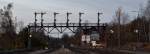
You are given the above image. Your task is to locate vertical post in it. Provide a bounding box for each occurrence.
[54,12,59,28]
[149,19,150,42]
[117,8,121,48]
[97,12,103,32]
[137,17,140,42]
[79,12,84,27]
[66,12,72,27]
[34,12,37,32]
[28,34,32,49]
[41,12,46,28]
[135,29,139,42]
[98,12,100,26]
[27,26,32,49]
[137,11,140,42]
[110,30,114,48]
[97,12,103,26]
[34,12,41,31]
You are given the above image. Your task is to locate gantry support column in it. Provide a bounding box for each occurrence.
[34,12,40,32]
[79,12,84,27]
[97,12,103,27]
[54,12,59,28]
[40,12,46,29]
[66,12,72,27]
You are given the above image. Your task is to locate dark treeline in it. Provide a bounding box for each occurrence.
[0,3,49,50]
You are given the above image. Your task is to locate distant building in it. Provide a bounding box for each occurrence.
[81,35,91,44]
[90,31,100,41]
[81,31,100,42]
[79,26,107,48]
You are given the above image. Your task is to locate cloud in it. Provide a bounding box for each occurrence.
[0,0,148,25]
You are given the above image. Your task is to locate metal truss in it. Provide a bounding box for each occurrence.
[27,12,106,34]
[28,23,107,34]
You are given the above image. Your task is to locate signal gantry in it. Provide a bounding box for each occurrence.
[28,12,106,34]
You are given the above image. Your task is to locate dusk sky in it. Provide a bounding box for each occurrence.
[0,0,148,26]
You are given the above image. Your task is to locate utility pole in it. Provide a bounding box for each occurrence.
[131,10,141,42]
[117,8,121,48]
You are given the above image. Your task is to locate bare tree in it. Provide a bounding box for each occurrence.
[0,3,17,49]
[121,13,129,25]
[1,3,15,33]
[144,0,150,20]
[110,7,130,47]
[111,7,129,25]
[144,0,150,42]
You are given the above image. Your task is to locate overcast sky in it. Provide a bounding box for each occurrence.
[0,0,148,26]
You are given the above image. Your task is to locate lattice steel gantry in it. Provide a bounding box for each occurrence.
[28,12,107,34]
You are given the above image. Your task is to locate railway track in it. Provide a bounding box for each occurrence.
[0,47,138,54]
[27,47,135,54]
